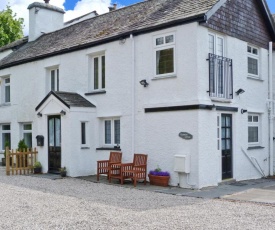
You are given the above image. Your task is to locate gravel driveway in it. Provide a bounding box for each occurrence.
[0,168,274,230]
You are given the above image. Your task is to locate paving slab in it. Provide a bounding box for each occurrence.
[222,188,275,204]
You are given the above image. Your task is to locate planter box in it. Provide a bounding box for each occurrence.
[148,174,170,187]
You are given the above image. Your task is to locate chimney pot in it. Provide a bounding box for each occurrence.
[113,4,117,10]
[44,0,50,3]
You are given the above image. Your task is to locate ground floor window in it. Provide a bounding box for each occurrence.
[104,118,120,146]
[1,124,11,151]
[248,114,260,144]
[22,123,32,148]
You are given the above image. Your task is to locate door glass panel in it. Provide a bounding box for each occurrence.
[222,128,226,138]
[55,118,61,147]
[217,37,223,57]
[226,116,231,126]
[49,118,54,147]
[222,116,226,126]
[226,140,231,150]
[226,128,231,138]
[222,140,226,150]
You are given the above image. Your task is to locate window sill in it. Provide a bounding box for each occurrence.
[247,76,264,82]
[96,147,121,151]
[152,75,176,80]
[85,90,106,96]
[0,102,11,107]
[81,147,90,149]
[210,97,232,103]
[247,146,265,150]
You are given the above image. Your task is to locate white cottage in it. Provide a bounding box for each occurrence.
[0,0,275,188]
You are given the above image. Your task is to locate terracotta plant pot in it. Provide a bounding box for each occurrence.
[60,171,67,177]
[148,174,170,187]
[34,167,42,174]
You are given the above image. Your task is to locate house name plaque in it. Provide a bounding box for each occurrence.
[179,132,193,140]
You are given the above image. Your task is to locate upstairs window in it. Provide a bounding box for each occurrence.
[155,33,175,77]
[1,77,10,103]
[247,45,259,78]
[50,69,59,91]
[93,55,105,90]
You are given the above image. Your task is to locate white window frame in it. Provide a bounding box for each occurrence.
[208,32,225,57]
[247,45,259,78]
[1,76,11,104]
[1,124,11,151]
[92,54,105,90]
[248,114,260,145]
[103,118,120,147]
[80,121,89,148]
[21,123,32,148]
[49,68,59,91]
[154,33,176,78]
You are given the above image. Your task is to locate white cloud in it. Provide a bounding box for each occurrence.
[0,0,111,36]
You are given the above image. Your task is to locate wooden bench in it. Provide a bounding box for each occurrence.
[109,153,147,187]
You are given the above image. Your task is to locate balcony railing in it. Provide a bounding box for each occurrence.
[208,53,233,99]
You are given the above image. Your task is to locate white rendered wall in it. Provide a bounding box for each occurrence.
[0,21,270,188]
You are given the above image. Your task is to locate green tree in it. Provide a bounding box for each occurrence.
[0,6,24,47]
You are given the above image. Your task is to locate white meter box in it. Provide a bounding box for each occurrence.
[174,155,190,173]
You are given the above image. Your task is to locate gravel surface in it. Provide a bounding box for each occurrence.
[0,167,275,229]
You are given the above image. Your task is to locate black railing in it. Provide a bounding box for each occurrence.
[208,53,233,99]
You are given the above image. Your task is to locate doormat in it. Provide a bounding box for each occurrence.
[229,182,247,186]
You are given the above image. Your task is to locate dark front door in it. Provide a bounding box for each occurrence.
[48,116,61,173]
[221,114,232,180]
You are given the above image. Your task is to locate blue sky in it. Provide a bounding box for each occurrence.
[64,0,275,13]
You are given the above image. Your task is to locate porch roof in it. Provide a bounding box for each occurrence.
[35,91,96,111]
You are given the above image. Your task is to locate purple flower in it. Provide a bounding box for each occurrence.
[149,170,170,176]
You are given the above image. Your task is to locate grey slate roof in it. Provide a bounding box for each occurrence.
[35,91,96,111]
[0,0,219,69]
[0,37,28,52]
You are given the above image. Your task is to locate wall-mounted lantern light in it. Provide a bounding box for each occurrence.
[235,88,245,95]
[140,79,149,87]
[37,112,42,118]
[241,109,248,114]
[60,110,66,116]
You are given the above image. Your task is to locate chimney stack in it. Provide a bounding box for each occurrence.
[108,4,117,12]
[28,1,65,41]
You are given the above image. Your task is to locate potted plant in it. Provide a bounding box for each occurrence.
[60,167,67,177]
[148,166,170,187]
[33,161,42,174]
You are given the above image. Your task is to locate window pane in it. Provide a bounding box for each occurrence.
[5,78,10,84]
[5,85,10,103]
[94,57,99,89]
[209,35,214,54]
[253,116,258,122]
[248,116,252,122]
[252,48,258,55]
[248,57,258,75]
[217,38,223,57]
[165,35,174,44]
[23,124,32,130]
[102,56,105,89]
[57,69,59,91]
[81,122,86,145]
[156,37,164,46]
[247,46,251,53]
[23,133,32,148]
[51,70,55,91]
[248,127,258,143]
[2,125,10,130]
[55,118,61,147]
[156,48,174,75]
[2,133,10,150]
[49,119,54,147]
[114,120,120,144]
[105,120,111,144]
